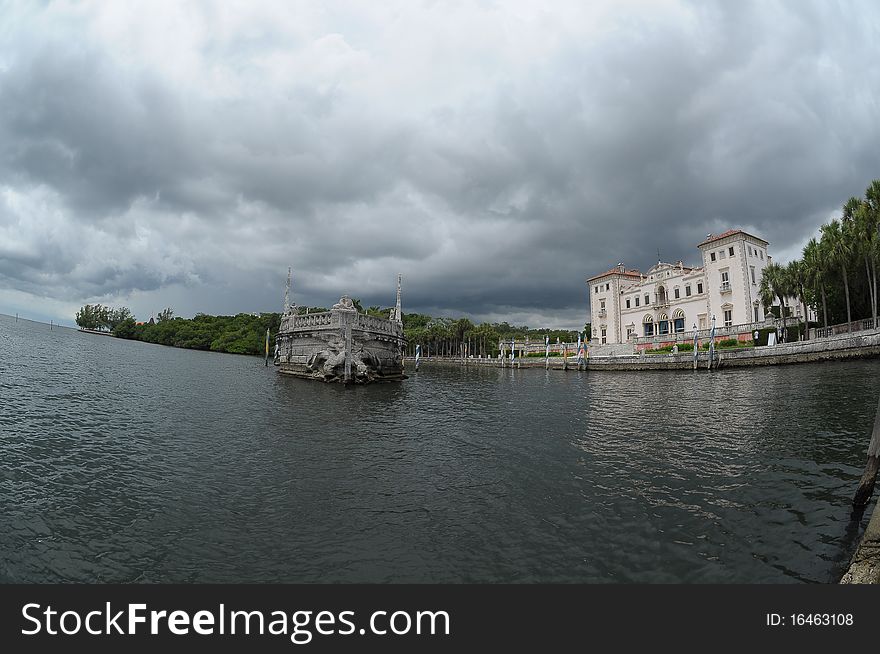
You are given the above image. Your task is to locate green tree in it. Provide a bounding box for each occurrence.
[850,182,880,324]
[820,219,853,326]
[785,260,810,340]
[802,237,829,328]
[112,317,139,339]
[759,262,791,332]
[106,307,133,330]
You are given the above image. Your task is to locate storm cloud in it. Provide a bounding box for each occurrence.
[1,1,878,327]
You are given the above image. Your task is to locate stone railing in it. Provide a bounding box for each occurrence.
[289,312,334,328]
[354,313,402,336]
[812,317,878,339]
[631,320,770,347]
[286,310,403,337]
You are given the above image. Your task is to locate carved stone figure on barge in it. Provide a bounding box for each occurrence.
[274,269,407,384]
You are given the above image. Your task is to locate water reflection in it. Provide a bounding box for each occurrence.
[0,313,877,583]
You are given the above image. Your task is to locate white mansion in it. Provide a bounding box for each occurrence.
[588,229,804,345]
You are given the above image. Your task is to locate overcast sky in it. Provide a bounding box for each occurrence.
[1,1,878,328]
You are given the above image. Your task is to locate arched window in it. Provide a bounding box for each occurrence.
[658,312,670,335]
[643,314,654,337]
[672,308,685,333]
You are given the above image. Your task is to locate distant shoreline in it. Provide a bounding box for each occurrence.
[78,327,113,336]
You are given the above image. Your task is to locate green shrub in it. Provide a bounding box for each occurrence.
[753,323,808,346]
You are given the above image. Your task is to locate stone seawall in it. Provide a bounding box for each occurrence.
[841,500,880,584]
[409,328,880,372]
[586,329,880,370]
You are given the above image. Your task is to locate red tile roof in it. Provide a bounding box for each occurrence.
[699,229,768,246]
[587,267,643,282]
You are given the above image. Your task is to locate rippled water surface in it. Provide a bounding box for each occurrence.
[1,313,878,583]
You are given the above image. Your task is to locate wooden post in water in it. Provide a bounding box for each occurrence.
[852,392,880,517]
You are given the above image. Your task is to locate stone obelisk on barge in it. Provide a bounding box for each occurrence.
[274,270,407,383]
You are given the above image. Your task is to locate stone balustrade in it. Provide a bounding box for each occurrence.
[812,317,878,339]
[289,312,334,328]
[284,309,403,338]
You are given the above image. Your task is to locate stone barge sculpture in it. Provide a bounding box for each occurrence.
[274,271,407,384]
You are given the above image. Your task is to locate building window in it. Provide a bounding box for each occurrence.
[600,299,606,310]
[720,250,726,259]
[685,285,692,297]
[626,298,631,309]
[754,305,759,322]
[697,282,703,294]
[606,283,610,291]
[674,288,680,299]
[760,250,764,260]
[644,322,654,337]
[601,327,607,345]
[710,252,716,262]
[729,246,735,256]
[723,309,732,327]
[750,266,756,284]
[644,294,649,305]
[635,296,640,307]
[674,317,685,333]
[658,320,669,335]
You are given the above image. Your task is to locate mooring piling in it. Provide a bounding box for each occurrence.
[852,392,880,518]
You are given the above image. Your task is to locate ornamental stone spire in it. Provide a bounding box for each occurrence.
[394,273,402,325]
[283,267,292,315]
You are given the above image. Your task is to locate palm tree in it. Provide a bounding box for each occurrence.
[820,219,853,327]
[853,181,880,325]
[802,237,829,328]
[785,259,810,340]
[759,262,791,333]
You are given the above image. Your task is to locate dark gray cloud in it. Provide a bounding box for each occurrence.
[0,1,878,327]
